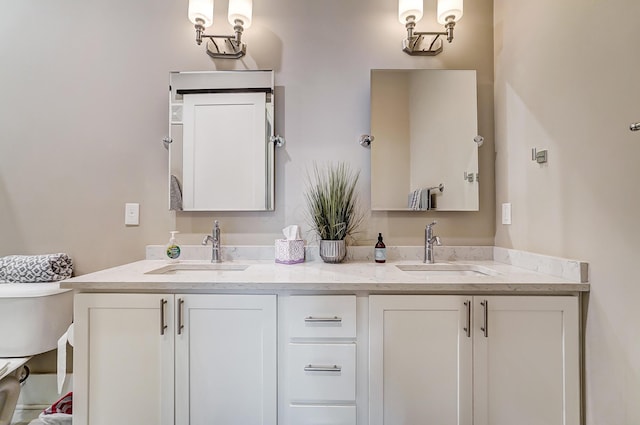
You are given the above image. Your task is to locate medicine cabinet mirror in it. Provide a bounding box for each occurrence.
[168,70,275,211]
[370,69,479,211]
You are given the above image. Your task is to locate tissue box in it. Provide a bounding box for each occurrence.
[275,239,305,264]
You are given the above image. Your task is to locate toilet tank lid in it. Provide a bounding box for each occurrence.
[0,282,72,298]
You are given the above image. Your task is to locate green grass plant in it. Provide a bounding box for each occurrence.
[305,162,364,241]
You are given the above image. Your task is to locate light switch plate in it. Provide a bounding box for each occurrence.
[501,203,512,225]
[125,203,139,226]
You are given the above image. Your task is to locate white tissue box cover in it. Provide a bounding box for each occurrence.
[275,239,305,264]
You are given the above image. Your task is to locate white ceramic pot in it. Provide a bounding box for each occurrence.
[319,240,346,263]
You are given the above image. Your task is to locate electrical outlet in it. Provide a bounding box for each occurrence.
[125,203,139,226]
[501,203,512,225]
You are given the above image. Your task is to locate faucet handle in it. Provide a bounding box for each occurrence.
[433,236,442,246]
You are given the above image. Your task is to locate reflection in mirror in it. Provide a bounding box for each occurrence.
[370,69,479,211]
[169,70,275,211]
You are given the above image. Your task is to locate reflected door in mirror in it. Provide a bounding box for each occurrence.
[183,93,266,210]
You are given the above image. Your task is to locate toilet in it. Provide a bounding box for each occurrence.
[0,374,20,425]
[0,282,73,424]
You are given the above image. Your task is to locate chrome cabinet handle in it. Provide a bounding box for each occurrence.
[177,298,184,335]
[304,364,342,372]
[304,316,342,323]
[480,300,488,338]
[160,299,168,335]
[463,300,471,338]
[631,122,640,131]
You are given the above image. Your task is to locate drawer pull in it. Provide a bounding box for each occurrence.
[304,316,342,323]
[304,364,342,372]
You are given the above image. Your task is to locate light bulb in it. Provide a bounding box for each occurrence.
[188,0,214,27]
[398,0,423,24]
[228,0,253,29]
[437,0,463,24]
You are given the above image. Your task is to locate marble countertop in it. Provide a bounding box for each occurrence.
[61,253,590,295]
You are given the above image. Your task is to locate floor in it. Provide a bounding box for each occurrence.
[11,407,41,425]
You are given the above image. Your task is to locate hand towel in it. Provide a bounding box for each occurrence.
[408,188,423,210]
[0,253,73,283]
[420,188,432,210]
[170,175,183,211]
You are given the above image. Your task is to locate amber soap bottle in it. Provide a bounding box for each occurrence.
[375,233,386,263]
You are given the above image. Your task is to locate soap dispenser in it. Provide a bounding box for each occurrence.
[375,233,386,263]
[166,231,181,263]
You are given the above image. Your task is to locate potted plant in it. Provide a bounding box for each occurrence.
[305,162,364,263]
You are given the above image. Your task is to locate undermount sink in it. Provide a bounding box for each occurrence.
[396,263,499,277]
[145,263,250,275]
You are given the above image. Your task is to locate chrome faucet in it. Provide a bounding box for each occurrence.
[202,220,221,263]
[424,221,442,264]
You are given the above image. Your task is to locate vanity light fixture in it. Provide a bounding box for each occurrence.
[188,0,252,59]
[399,0,463,56]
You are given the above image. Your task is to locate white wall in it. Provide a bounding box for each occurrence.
[494,0,640,423]
[0,0,494,276]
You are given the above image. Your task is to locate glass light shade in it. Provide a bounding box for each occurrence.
[398,0,423,24]
[188,0,214,27]
[228,0,253,28]
[437,0,463,24]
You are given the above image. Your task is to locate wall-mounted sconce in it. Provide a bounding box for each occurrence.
[188,0,252,59]
[399,0,463,56]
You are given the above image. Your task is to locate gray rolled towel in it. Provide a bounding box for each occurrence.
[0,253,74,283]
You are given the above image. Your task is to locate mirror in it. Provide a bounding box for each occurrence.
[370,69,479,211]
[168,70,275,211]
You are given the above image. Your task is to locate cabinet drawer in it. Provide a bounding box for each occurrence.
[288,343,356,403]
[289,405,356,425]
[289,296,356,339]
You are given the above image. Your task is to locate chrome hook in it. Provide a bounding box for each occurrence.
[270,135,285,148]
[359,134,374,148]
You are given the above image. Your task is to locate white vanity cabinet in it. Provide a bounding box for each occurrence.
[369,295,580,425]
[73,293,277,425]
[280,295,358,425]
[74,294,174,425]
[472,296,580,425]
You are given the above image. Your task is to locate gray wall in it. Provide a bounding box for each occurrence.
[494,0,640,423]
[0,0,494,276]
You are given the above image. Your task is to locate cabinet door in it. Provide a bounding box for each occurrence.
[473,296,580,425]
[175,294,277,425]
[74,293,174,425]
[369,295,473,425]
